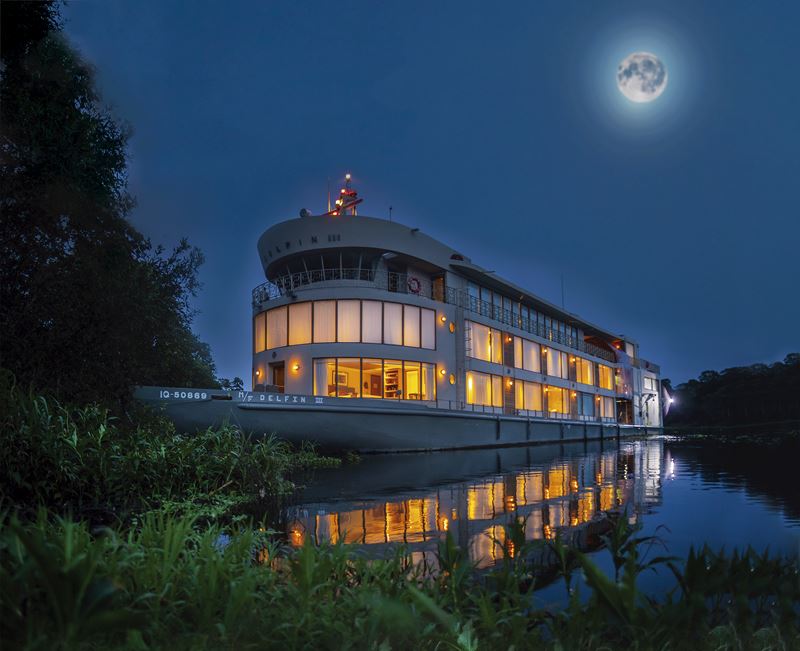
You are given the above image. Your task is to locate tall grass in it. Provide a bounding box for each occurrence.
[0,370,338,521]
[1,512,798,650]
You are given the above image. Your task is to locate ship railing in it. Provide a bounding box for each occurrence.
[252,269,433,308]
[442,287,617,363]
[631,357,661,374]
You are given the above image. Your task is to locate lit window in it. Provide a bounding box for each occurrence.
[524,382,543,411]
[313,301,336,343]
[362,359,383,398]
[576,358,594,385]
[336,358,361,398]
[421,362,436,400]
[313,358,336,397]
[337,300,361,343]
[403,361,421,399]
[361,301,382,343]
[266,306,287,349]
[254,312,265,353]
[546,386,568,414]
[383,303,403,345]
[403,305,420,347]
[421,309,435,349]
[466,370,492,406]
[491,375,502,407]
[288,302,312,345]
[523,339,541,372]
[598,365,613,390]
[383,360,403,398]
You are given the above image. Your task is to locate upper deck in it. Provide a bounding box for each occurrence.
[253,212,661,370]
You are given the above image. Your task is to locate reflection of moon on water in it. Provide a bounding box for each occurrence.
[617,52,667,103]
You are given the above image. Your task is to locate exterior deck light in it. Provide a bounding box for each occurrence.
[345,173,351,181]
[440,314,447,323]
[449,374,456,385]
[255,370,261,377]
[439,368,446,376]
[292,363,300,372]
[449,322,455,333]
[507,379,514,387]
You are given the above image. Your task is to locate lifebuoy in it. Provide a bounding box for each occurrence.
[407,276,421,294]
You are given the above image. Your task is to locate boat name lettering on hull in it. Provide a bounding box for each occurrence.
[160,390,207,400]
[237,391,321,405]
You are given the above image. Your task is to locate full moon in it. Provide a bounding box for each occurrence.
[617,52,667,103]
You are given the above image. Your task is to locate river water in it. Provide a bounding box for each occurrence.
[278,434,800,599]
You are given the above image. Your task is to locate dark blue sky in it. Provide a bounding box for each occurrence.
[64,1,799,384]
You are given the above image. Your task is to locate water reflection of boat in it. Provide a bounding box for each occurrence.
[283,438,664,570]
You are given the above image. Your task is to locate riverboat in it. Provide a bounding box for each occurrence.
[136,175,666,452]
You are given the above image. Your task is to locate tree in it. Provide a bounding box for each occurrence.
[1,1,218,406]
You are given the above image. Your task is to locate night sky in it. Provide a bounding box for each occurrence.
[63,1,799,385]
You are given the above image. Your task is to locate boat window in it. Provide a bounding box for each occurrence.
[421,309,435,350]
[313,358,336,397]
[467,321,503,365]
[546,386,568,414]
[383,360,403,399]
[361,301,382,343]
[266,306,287,349]
[337,300,361,343]
[254,312,265,353]
[403,361,421,399]
[288,302,312,345]
[524,382,543,411]
[466,371,491,406]
[580,393,595,417]
[598,364,613,390]
[576,357,594,385]
[403,305,420,347]
[313,301,336,343]
[491,376,502,407]
[421,363,436,401]
[523,339,541,372]
[362,359,383,398]
[336,358,361,398]
[383,303,403,345]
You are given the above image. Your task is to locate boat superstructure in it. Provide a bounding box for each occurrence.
[138,175,665,451]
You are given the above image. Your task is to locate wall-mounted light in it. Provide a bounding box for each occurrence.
[449,322,455,333]
[571,392,577,398]
[449,374,456,385]
[506,335,512,343]
[440,314,447,323]
[439,368,446,376]
[507,379,514,387]
[292,363,300,372]
[255,370,261,377]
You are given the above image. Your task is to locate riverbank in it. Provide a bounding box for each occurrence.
[2,379,799,650]
[3,510,798,650]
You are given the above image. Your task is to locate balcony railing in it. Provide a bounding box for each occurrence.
[252,273,618,363]
[252,269,432,308]
[443,287,617,363]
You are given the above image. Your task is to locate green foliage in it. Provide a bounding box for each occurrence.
[667,354,800,426]
[1,513,797,650]
[0,372,339,520]
[0,0,218,406]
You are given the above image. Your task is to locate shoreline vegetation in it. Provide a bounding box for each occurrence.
[2,378,799,650]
